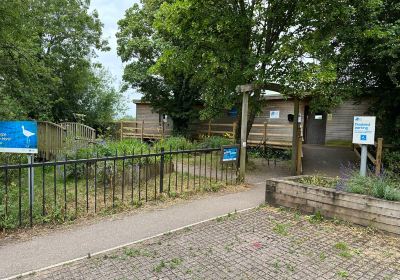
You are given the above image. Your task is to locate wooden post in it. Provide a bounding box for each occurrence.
[141,120,144,142]
[291,97,300,175]
[239,92,249,182]
[375,138,383,176]
[232,122,237,141]
[120,121,123,140]
[296,127,302,175]
[263,122,267,143]
[208,120,211,137]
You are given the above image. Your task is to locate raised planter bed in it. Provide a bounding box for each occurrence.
[265,176,400,235]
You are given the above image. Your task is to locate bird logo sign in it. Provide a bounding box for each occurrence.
[22,125,36,147]
[0,121,38,154]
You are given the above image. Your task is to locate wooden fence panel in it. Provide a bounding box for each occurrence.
[38,121,67,160]
[38,122,96,161]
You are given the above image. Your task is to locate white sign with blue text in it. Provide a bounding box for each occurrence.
[352,116,376,145]
[0,121,38,154]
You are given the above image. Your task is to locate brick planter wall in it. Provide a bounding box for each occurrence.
[265,176,400,235]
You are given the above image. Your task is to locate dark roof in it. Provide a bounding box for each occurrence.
[132,99,150,104]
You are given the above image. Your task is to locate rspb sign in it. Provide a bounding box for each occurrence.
[352,116,376,145]
[0,121,38,154]
[221,145,240,164]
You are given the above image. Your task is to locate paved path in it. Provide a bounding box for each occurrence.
[0,163,290,279]
[20,207,400,280]
[303,145,358,177]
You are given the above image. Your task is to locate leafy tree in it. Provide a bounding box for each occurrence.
[117,1,201,135]
[137,0,338,136]
[0,0,121,130]
[120,0,399,141]
[293,0,400,142]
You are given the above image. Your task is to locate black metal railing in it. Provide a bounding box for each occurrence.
[0,147,238,229]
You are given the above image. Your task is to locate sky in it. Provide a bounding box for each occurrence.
[89,0,141,117]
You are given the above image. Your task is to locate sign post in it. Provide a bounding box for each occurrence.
[239,92,249,182]
[352,116,376,176]
[0,121,38,212]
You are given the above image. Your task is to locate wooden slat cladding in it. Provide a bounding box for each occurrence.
[135,100,303,146]
[325,100,369,142]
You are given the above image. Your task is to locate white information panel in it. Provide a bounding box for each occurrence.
[352,116,376,145]
[270,111,280,119]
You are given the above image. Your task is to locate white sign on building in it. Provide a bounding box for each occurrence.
[269,111,280,119]
[352,116,376,145]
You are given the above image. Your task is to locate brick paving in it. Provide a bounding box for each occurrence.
[22,207,400,280]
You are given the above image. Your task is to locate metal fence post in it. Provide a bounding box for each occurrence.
[159,148,165,193]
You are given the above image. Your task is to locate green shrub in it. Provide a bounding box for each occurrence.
[197,136,233,149]
[346,173,400,201]
[298,176,338,188]
[383,150,400,175]
[154,137,194,151]
[248,146,291,161]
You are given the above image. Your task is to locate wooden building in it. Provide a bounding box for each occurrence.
[122,95,369,147]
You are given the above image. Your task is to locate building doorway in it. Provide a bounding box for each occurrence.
[304,106,327,144]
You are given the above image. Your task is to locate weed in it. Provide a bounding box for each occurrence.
[154,260,166,273]
[273,222,289,236]
[273,261,280,271]
[337,270,349,278]
[339,251,352,259]
[308,211,324,223]
[286,263,295,272]
[334,242,354,259]
[224,243,234,252]
[123,248,141,257]
[257,203,268,209]
[169,258,183,269]
[293,211,301,221]
[319,252,327,261]
[334,242,348,251]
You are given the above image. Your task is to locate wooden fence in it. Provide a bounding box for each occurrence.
[38,121,67,160]
[38,121,96,160]
[119,121,173,141]
[120,120,297,149]
[353,138,383,175]
[60,122,96,144]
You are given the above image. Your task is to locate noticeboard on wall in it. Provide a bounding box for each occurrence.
[269,111,280,119]
[221,145,240,164]
[0,121,38,154]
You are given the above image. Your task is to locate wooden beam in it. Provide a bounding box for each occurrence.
[235,82,285,93]
[375,138,383,176]
[239,92,249,181]
[291,98,300,175]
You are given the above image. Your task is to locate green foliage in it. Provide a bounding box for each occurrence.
[154,137,194,151]
[117,2,201,134]
[346,174,400,202]
[248,147,292,161]
[383,150,400,175]
[0,0,122,130]
[196,136,233,149]
[298,176,338,189]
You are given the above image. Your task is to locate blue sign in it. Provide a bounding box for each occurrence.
[228,108,238,117]
[0,121,38,154]
[360,135,367,141]
[222,146,239,163]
